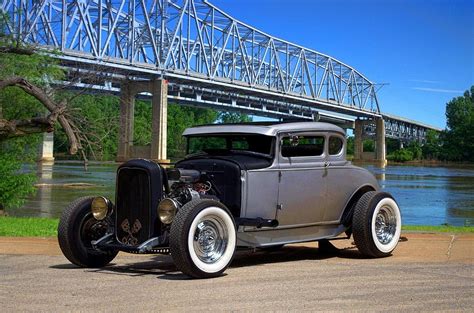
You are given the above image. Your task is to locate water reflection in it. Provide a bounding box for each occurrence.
[16,161,117,218]
[13,161,474,226]
[36,162,53,218]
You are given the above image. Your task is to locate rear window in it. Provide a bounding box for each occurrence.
[187,134,273,156]
[281,136,325,157]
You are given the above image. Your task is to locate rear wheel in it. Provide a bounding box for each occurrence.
[352,191,401,257]
[58,197,117,267]
[170,199,236,278]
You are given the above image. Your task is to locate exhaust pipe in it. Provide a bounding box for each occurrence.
[237,217,279,228]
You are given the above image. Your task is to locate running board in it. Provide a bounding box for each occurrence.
[237,218,279,228]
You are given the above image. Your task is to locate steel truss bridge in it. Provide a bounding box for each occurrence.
[1,0,441,141]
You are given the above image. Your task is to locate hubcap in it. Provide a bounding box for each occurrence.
[375,205,397,245]
[193,215,228,264]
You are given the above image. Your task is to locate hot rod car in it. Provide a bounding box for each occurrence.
[58,122,402,278]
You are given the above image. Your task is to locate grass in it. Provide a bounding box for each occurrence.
[0,216,473,237]
[0,217,59,237]
[402,225,474,233]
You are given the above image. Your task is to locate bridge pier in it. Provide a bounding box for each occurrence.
[117,79,168,163]
[354,119,363,161]
[353,118,386,167]
[38,132,55,164]
[375,117,387,167]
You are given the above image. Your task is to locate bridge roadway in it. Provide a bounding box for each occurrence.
[2,0,442,163]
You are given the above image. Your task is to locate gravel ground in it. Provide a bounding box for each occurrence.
[0,233,472,312]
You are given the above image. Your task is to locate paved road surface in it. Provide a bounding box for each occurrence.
[0,233,472,311]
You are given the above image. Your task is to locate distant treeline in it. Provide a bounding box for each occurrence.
[346,86,474,163]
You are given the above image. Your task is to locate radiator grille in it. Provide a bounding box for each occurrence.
[116,168,151,246]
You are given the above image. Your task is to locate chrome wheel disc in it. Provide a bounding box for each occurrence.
[375,205,397,245]
[192,215,228,264]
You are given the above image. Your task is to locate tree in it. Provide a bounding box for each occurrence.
[218,112,252,123]
[0,24,82,153]
[0,154,36,211]
[363,139,375,152]
[168,105,218,159]
[0,20,86,211]
[422,130,441,159]
[346,136,354,156]
[442,86,474,162]
[54,94,120,160]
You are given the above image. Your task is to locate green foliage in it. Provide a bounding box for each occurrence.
[363,139,375,152]
[218,112,253,123]
[0,42,65,211]
[0,217,59,236]
[422,130,441,159]
[402,225,474,234]
[168,104,218,159]
[407,141,422,160]
[0,154,36,210]
[346,136,354,156]
[440,86,474,162]
[387,149,414,162]
[133,100,153,146]
[386,138,401,155]
[387,141,422,162]
[54,94,120,160]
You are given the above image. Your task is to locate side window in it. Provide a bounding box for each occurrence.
[328,136,343,155]
[281,136,325,157]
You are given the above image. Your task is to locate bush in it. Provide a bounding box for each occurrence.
[0,154,36,210]
[387,149,414,162]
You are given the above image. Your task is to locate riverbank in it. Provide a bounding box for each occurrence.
[350,157,474,167]
[387,159,474,167]
[1,216,473,237]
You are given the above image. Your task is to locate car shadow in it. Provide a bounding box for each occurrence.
[230,242,365,269]
[49,240,373,280]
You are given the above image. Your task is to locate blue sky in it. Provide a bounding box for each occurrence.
[210,0,474,128]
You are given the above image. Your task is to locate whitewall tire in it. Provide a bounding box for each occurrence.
[353,191,402,257]
[170,199,236,278]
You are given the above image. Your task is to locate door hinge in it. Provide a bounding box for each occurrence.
[277,203,283,211]
[278,171,282,182]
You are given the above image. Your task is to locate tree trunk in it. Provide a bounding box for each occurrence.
[0,76,81,154]
[0,117,53,138]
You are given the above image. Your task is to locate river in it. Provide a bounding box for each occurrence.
[12,161,474,226]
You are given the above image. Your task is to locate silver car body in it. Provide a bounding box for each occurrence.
[183,122,380,247]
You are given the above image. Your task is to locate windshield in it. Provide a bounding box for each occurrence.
[186,134,274,156]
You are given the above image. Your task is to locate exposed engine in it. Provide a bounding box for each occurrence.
[157,168,219,225]
[167,178,216,206]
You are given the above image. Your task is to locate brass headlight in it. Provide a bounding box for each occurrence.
[158,198,178,224]
[91,197,110,221]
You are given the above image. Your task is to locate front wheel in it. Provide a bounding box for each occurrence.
[58,197,118,267]
[170,199,236,278]
[352,191,402,258]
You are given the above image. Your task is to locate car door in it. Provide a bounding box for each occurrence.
[276,133,327,227]
[323,134,353,222]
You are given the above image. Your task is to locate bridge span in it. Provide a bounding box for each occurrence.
[1,0,441,165]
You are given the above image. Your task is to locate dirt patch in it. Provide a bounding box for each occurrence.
[1,233,473,262]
